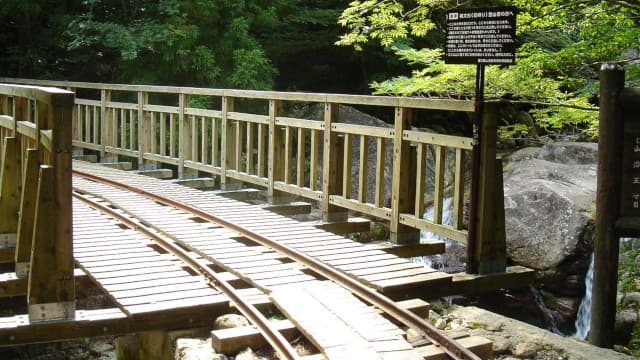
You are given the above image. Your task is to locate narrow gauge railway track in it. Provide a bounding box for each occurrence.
[72,169,481,360]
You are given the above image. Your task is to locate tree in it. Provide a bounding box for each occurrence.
[61,0,279,89]
[336,0,640,138]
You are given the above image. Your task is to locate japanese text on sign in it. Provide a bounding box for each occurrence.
[620,124,640,217]
[445,7,517,65]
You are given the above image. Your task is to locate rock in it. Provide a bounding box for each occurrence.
[635,254,640,274]
[615,310,638,345]
[235,347,261,360]
[504,157,596,270]
[623,292,640,308]
[504,141,598,166]
[541,291,580,319]
[175,338,222,360]
[435,318,447,330]
[405,328,422,343]
[513,341,538,358]
[428,310,442,324]
[213,314,249,330]
[491,335,511,354]
[484,319,504,332]
[90,341,114,354]
[449,318,464,331]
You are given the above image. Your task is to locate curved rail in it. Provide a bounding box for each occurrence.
[72,190,300,360]
[73,169,481,360]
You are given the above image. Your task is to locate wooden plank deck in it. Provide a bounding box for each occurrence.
[271,281,420,360]
[72,160,452,296]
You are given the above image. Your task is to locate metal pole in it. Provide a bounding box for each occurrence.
[591,63,625,348]
[466,64,485,274]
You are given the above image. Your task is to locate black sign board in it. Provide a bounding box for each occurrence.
[445,6,517,65]
[619,89,640,222]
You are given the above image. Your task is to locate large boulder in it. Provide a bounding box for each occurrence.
[503,142,598,271]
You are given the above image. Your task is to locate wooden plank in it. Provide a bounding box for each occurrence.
[373,272,451,293]
[358,135,369,203]
[375,137,385,207]
[297,127,305,187]
[347,262,428,277]
[15,149,39,274]
[433,145,445,224]
[417,336,492,360]
[453,148,466,229]
[379,240,445,257]
[118,287,219,307]
[211,320,299,355]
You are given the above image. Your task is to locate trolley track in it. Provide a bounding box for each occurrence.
[72,169,482,360]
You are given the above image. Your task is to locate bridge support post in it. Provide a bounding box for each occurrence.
[470,103,506,274]
[268,99,287,202]
[322,103,347,222]
[28,94,75,321]
[390,107,420,244]
[0,136,21,247]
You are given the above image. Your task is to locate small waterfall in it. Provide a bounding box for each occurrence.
[412,197,465,272]
[574,253,594,339]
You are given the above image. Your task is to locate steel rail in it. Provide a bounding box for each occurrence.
[73,169,481,360]
[72,189,301,360]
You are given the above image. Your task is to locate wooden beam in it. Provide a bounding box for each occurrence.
[0,137,21,236]
[312,217,370,235]
[378,240,445,258]
[28,166,75,321]
[322,103,347,222]
[15,149,39,277]
[211,319,299,355]
[389,107,419,244]
[474,103,506,275]
[0,300,229,347]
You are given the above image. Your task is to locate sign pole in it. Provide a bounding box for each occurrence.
[466,64,485,274]
[444,6,516,274]
[591,64,625,348]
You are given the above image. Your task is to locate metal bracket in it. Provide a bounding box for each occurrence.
[139,163,158,171]
[28,301,75,322]
[15,262,29,278]
[0,233,16,248]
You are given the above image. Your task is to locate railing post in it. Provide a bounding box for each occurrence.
[268,100,284,200]
[591,64,625,348]
[472,102,506,274]
[178,93,196,179]
[322,103,347,222]
[28,93,75,321]
[137,91,154,169]
[221,96,240,190]
[390,106,419,244]
[100,90,114,161]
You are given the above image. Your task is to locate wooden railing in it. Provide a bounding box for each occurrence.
[0,83,75,321]
[0,78,505,274]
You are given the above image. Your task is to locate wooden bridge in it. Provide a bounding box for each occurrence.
[0,80,533,359]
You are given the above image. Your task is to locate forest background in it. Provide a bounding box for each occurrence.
[1,0,639,138]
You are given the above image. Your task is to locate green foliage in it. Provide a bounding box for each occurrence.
[336,0,640,139]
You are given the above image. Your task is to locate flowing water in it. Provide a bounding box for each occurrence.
[411,197,466,273]
[573,252,594,339]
